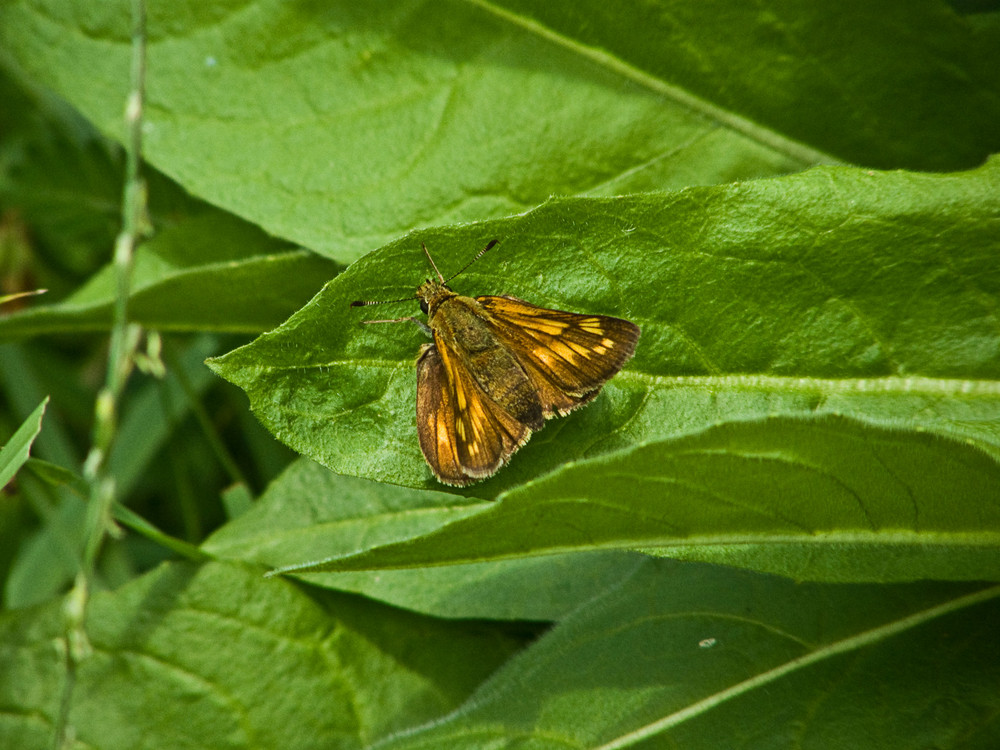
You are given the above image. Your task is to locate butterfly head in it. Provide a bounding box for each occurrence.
[350,239,499,317]
[414,239,499,315]
[416,278,454,316]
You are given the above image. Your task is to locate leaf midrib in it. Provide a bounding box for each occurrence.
[460,0,845,166]
[592,584,1000,750]
[257,359,1000,398]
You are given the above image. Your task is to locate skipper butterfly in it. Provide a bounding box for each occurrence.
[352,241,640,486]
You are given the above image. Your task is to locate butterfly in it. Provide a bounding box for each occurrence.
[352,240,640,486]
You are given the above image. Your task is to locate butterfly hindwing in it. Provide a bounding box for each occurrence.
[416,340,531,486]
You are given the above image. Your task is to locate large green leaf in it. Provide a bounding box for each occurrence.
[5,2,996,262]
[366,560,1000,750]
[484,0,1000,171]
[4,558,997,749]
[204,457,648,620]
[0,561,523,750]
[209,161,1000,498]
[277,415,1000,583]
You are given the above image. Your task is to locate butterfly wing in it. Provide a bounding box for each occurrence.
[476,295,640,417]
[416,341,532,486]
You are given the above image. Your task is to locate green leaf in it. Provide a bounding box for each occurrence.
[3,0,951,262]
[0,560,524,750]
[0,210,339,339]
[0,397,47,492]
[365,560,1000,749]
[2,5,998,748]
[3,3,996,262]
[204,457,648,620]
[483,1,1000,171]
[0,69,127,281]
[0,66,338,339]
[209,161,1000,497]
[269,415,1000,583]
[0,65,224,286]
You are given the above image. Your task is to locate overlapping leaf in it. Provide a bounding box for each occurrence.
[367,560,1000,749]
[259,415,1000,584]
[0,197,338,337]
[210,162,1000,498]
[204,457,649,620]
[2,4,999,750]
[13,2,999,261]
[0,561,523,750]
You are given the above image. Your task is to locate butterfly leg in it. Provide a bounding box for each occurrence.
[361,316,432,337]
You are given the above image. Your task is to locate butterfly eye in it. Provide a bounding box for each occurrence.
[419,299,429,315]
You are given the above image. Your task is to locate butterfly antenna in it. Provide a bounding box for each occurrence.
[444,239,499,285]
[421,243,446,283]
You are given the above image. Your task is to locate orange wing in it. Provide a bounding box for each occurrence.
[416,341,531,486]
[476,295,640,417]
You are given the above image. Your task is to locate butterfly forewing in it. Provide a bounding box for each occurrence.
[476,295,640,415]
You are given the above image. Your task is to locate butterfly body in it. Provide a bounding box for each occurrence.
[356,242,640,487]
[420,280,544,424]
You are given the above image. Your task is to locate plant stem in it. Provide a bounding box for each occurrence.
[54,1,147,748]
